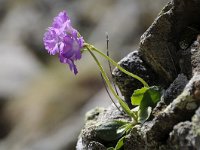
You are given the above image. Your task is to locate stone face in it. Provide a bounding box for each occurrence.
[140,0,200,83]
[140,2,177,83]
[168,121,195,150]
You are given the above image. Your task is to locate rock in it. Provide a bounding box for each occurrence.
[77,104,130,149]
[192,107,200,149]
[168,121,196,150]
[153,74,188,116]
[141,73,200,149]
[167,106,200,150]
[113,0,200,105]
[163,74,188,105]
[193,107,200,136]
[78,72,200,149]
[140,0,200,83]
[124,126,145,150]
[191,35,200,74]
[112,50,160,107]
[87,141,106,150]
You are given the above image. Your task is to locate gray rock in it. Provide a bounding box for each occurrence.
[191,35,200,74]
[153,74,188,116]
[167,106,200,150]
[192,107,200,149]
[78,72,200,149]
[140,0,200,83]
[77,104,130,149]
[142,73,200,149]
[113,0,200,107]
[163,74,188,105]
[168,121,197,150]
[193,107,200,136]
[112,50,160,107]
[124,126,145,150]
[87,141,106,150]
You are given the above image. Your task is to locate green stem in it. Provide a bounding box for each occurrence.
[85,44,149,87]
[87,48,138,122]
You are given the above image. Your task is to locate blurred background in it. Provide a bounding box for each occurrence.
[0,0,168,149]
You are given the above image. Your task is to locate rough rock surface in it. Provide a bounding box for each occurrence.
[77,105,130,150]
[112,51,161,107]
[77,0,200,149]
[140,0,200,83]
[152,74,188,116]
[169,121,196,149]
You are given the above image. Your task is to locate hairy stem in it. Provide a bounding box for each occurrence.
[85,44,149,87]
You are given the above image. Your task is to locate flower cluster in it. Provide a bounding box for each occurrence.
[43,11,84,74]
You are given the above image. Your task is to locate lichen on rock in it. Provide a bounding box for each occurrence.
[77,105,130,150]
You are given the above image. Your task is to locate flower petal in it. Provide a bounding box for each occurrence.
[43,10,84,74]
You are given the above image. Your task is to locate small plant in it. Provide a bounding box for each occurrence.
[43,11,161,149]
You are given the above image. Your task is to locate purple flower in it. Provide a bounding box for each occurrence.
[43,11,84,74]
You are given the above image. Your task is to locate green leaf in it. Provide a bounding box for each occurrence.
[115,136,125,150]
[107,147,115,150]
[131,87,149,105]
[117,123,133,134]
[147,86,161,104]
[117,124,128,135]
[137,86,161,123]
[96,120,127,142]
[138,106,152,124]
[124,123,134,134]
